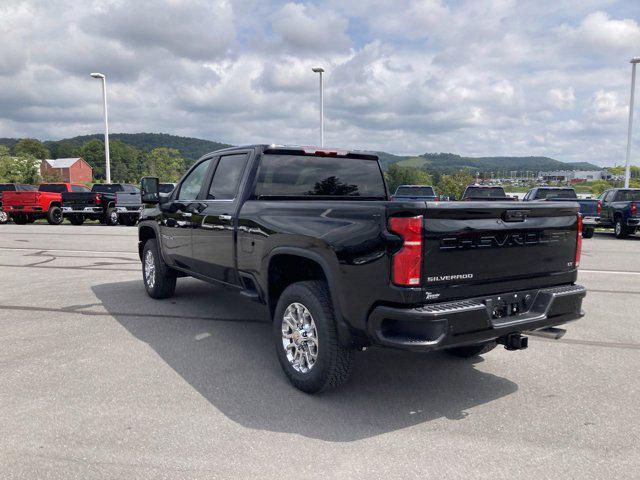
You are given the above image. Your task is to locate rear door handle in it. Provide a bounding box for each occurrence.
[219,214,232,221]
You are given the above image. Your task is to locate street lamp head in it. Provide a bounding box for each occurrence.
[311,67,324,73]
[631,57,640,64]
[90,72,105,78]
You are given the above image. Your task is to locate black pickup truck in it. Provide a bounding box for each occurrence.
[523,187,600,238]
[461,185,517,201]
[62,183,139,225]
[0,184,36,224]
[594,188,640,238]
[137,145,586,393]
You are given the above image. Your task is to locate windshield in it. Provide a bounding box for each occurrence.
[536,189,577,199]
[395,186,435,197]
[92,184,124,193]
[255,154,386,199]
[38,184,67,193]
[615,190,640,202]
[464,186,507,198]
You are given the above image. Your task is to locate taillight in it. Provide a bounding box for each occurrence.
[388,216,423,286]
[596,200,601,216]
[95,194,101,205]
[632,202,638,217]
[575,214,582,268]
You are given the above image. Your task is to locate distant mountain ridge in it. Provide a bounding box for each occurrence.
[1,133,600,172]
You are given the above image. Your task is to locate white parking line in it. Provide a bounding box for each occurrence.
[0,247,137,255]
[581,269,640,276]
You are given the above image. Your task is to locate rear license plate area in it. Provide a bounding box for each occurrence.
[483,291,536,320]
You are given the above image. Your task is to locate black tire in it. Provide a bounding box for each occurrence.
[582,227,594,239]
[273,280,353,393]
[0,210,8,224]
[69,214,85,226]
[614,218,630,239]
[106,207,119,226]
[445,341,497,358]
[12,214,27,225]
[122,215,137,226]
[142,238,176,299]
[26,215,36,223]
[47,206,63,225]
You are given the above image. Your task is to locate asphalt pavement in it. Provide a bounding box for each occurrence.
[0,224,638,479]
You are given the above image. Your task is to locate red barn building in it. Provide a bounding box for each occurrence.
[41,158,93,183]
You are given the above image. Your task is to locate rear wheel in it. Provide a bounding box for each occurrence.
[26,215,36,223]
[614,218,630,239]
[121,215,137,226]
[12,214,27,225]
[445,341,497,358]
[69,214,85,226]
[106,208,119,226]
[582,227,594,239]
[273,280,353,393]
[142,239,176,299]
[47,206,63,225]
[0,210,8,224]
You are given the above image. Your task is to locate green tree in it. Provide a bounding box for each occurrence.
[13,138,50,160]
[145,147,187,182]
[436,170,475,200]
[590,180,610,195]
[0,152,40,184]
[385,164,433,194]
[79,139,106,180]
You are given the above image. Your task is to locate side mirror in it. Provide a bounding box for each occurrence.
[141,177,160,204]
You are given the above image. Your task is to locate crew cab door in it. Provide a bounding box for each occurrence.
[190,152,251,285]
[159,158,213,269]
[600,190,614,224]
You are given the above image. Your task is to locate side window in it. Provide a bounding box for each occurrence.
[604,191,615,203]
[71,185,89,192]
[523,191,530,201]
[208,154,248,200]
[178,159,212,200]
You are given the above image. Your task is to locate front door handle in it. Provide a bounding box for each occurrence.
[219,214,232,221]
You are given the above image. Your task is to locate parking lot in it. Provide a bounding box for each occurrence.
[0,224,638,479]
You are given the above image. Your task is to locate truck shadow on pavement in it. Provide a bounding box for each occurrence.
[92,279,518,442]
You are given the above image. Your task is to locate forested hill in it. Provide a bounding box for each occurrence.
[376,152,600,172]
[1,133,600,172]
[42,133,232,161]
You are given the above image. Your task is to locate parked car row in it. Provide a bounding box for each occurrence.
[391,184,639,239]
[0,182,175,226]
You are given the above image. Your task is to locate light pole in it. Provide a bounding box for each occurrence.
[90,72,111,183]
[312,67,324,147]
[624,58,640,188]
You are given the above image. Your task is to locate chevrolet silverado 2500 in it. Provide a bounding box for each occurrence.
[137,145,586,393]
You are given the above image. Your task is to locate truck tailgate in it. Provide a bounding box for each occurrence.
[423,202,579,287]
[2,191,38,206]
[62,192,99,207]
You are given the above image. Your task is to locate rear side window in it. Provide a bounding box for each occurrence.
[208,154,248,200]
[395,186,435,197]
[39,184,67,193]
[0,184,16,192]
[255,155,386,198]
[536,189,577,199]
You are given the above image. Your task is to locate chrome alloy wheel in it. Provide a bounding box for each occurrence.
[615,221,622,236]
[0,210,7,223]
[110,210,118,224]
[144,249,156,289]
[281,302,319,374]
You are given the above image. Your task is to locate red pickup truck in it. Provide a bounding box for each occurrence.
[2,183,90,225]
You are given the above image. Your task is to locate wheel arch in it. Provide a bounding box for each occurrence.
[266,247,352,345]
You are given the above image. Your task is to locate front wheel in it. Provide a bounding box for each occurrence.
[445,342,497,358]
[142,239,176,299]
[273,281,353,393]
[0,210,8,224]
[582,227,594,239]
[47,206,63,225]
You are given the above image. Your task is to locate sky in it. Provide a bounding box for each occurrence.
[1,0,640,165]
